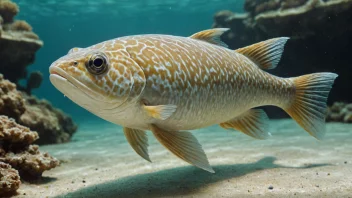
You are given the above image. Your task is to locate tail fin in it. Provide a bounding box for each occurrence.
[284,72,338,140]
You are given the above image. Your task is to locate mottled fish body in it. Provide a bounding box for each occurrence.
[49,28,338,173]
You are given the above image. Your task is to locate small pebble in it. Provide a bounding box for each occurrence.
[268,185,274,190]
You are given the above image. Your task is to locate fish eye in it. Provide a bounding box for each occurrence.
[93,57,104,67]
[86,54,108,75]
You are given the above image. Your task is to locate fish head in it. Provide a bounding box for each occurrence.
[49,44,145,114]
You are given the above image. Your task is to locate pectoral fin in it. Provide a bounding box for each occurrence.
[123,127,151,162]
[150,124,214,173]
[220,109,271,139]
[144,104,177,120]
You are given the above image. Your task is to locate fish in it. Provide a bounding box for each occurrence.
[49,28,338,173]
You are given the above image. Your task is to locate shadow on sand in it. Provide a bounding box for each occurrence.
[23,176,58,185]
[56,157,329,198]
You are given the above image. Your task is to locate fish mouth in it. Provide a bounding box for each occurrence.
[49,66,104,101]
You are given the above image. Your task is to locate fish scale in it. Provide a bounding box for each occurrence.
[49,28,338,173]
[96,35,289,131]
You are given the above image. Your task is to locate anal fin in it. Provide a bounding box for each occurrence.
[150,124,214,173]
[123,127,151,162]
[220,109,271,139]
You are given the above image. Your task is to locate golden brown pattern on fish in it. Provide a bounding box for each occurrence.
[49,28,338,173]
[116,34,294,130]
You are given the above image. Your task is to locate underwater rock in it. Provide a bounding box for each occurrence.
[19,94,78,145]
[0,0,18,24]
[0,115,59,180]
[0,115,38,145]
[212,0,352,116]
[245,0,282,15]
[0,162,21,196]
[0,74,77,145]
[214,0,352,45]
[252,0,352,38]
[4,20,32,32]
[327,102,352,123]
[0,0,43,93]
[0,74,26,120]
[24,71,43,95]
[0,144,60,178]
[244,0,310,15]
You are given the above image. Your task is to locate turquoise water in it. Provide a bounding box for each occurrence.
[3,1,351,197]
[14,0,245,122]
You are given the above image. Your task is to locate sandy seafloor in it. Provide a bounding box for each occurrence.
[12,119,352,198]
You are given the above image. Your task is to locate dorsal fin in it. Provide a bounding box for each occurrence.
[235,37,289,70]
[189,28,229,48]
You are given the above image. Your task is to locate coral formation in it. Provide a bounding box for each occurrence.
[214,0,352,45]
[0,115,59,194]
[213,0,352,117]
[244,0,310,15]
[0,116,60,176]
[0,74,77,145]
[245,0,281,15]
[4,20,32,31]
[23,71,43,95]
[0,114,38,144]
[0,74,26,120]
[19,94,78,145]
[0,0,43,92]
[0,162,20,196]
[0,0,18,23]
[0,144,60,177]
[27,71,43,90]
[327,102,352,123]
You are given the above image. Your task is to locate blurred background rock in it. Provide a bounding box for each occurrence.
[212,0,352,118]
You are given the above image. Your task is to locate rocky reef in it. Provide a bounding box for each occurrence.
[0,115,59,195]
[0,0,77,195]
[20,93,78,145]
[0,162,21,196]
[0,0,77,144]
[0,74,77,145]
[327,102,352,123]
[0,0,43,94]
[213,0,352,117]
